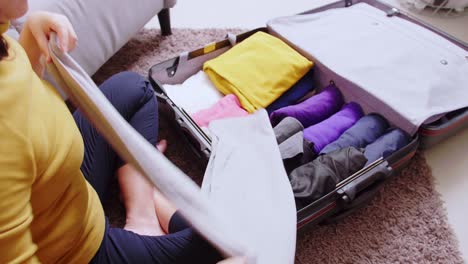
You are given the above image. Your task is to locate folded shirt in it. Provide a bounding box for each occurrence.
[364,128,411,165]
[192,94,249,127]
[320,113,389,154]
[163,71,223,114]
[266,69,315,114]
[304,102,364,153]
[270,84,344,127]
[289,147,368,209]
[203,31,313,113]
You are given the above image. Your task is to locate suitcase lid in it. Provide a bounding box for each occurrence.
[266,0,468,135]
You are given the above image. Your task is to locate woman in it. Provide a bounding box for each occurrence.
[0,1,243,263]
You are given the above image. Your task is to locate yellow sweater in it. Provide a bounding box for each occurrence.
[0,26,104,263]
[203,31,313,113]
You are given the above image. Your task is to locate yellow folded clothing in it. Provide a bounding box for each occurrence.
[203,31,313,113]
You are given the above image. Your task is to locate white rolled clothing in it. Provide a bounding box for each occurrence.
[163,71,224,114]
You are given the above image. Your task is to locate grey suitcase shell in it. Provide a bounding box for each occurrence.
[148,0,468,231]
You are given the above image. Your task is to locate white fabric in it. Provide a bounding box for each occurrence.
[268,3,468,134]
[203,110,297,264]
[163,71,224,114]
[46,34,255,262]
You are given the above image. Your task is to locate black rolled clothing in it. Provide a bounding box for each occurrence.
[289,147,368,209]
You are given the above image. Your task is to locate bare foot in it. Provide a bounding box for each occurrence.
[152,139,178,234]
[123,140,168,236]
[119,140,167,202]
[157,139,167,153]
[124,218,165,236]
[153,188,177,234]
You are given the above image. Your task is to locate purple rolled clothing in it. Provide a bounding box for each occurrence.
[270,84,344,127]
[304,102,364,153]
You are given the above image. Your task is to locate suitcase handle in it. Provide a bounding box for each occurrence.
[337,161,392,202]
[321,163,392,224]
[322,179,386,224]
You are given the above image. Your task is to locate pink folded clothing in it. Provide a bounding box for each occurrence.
[192,94,249,127]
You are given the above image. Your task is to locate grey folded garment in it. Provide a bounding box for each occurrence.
[289,147,368,209]
[278,132,317,174]
[274,117,316,173]
[274,117,304,144]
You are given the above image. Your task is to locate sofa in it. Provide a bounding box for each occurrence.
[7,0,176,75]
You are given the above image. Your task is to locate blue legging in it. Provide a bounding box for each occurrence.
[73,72,220,264]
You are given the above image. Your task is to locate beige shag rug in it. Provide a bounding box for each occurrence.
[93,29,463,264]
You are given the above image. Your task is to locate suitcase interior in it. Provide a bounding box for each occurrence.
[148,0,468,230]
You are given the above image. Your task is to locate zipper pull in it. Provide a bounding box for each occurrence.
[386,7,400,17]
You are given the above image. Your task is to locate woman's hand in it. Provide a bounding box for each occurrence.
[19,11,77,76]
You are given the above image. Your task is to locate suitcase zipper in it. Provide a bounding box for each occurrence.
[335,158,384,189]
[386,7,400,17]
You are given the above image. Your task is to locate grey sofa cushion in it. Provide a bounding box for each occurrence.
[11,0,176,75]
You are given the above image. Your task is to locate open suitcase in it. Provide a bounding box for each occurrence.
[147,0,468,233]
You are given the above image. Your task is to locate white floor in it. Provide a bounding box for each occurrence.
[146,0,468,260]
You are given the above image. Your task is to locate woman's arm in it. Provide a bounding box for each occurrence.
[19,11,77,77]
[0,120,40,263]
